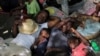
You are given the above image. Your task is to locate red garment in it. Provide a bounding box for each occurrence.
[72,42,87,56]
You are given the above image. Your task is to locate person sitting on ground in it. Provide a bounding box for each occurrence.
[31,28,51,56]
[46,18,81,56]
[12,15,28,37]
[68,28,95,56]
[35,10,50,24]
[11,19,38,49]
[32,16,61,39]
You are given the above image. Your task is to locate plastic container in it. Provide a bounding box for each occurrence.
[90,40,100,51]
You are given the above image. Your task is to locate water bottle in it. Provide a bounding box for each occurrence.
[90,40,100,51]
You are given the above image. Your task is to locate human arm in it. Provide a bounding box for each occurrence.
[71,28,90,46]
[12,20,20,37]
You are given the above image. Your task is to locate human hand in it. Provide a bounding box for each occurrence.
[70,28,76,33]
[70,28,81,38]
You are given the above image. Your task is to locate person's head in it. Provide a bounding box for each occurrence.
[48,16,61,28]
[35,10,50,24]
[39,28,51,38]
[68,36,81,49]
[60,21,72,33]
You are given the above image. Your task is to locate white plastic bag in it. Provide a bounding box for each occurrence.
[77,19,100,40]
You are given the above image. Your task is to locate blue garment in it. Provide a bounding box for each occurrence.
[35,39,48,56]
[47,31,72,56]
[47,31,72,48]
[11,33,35,49]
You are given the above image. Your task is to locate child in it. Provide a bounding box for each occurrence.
[32,28,51,56]
[25,0,40,19]
[68,28,90,56]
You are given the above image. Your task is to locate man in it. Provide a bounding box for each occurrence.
[11,19,38,49]
[35,10,50,24]
[46,18,81,56]
[33,16,61,39]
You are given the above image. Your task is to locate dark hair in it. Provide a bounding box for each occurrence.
[35,10,50,22]
[39,28,51,35]
[66,17,81,29]
[68,36,81,45]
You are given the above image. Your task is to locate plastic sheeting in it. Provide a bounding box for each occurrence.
[77,19,100,40]
[0,43,31,56]
[78,0,96,14]
[45,7,65,19]
[0,37,31,56]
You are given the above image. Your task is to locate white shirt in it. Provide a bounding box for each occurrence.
[11,33,35,49]
[32,22,48,39]
[11,23,48,49]
[39,22,48,28]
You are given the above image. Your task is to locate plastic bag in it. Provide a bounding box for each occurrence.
[77,19,100,40]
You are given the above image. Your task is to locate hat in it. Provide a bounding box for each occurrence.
[18,19,38,34]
